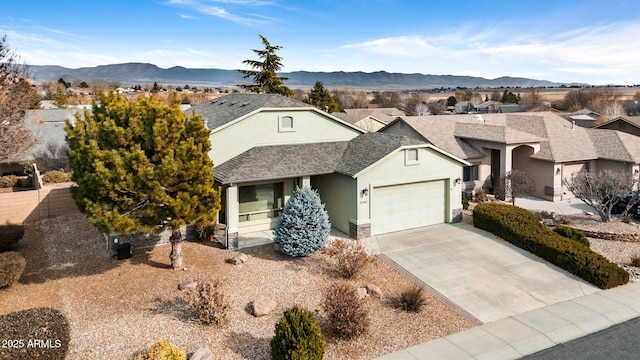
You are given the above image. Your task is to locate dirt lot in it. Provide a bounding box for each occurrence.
[0,214,471,359]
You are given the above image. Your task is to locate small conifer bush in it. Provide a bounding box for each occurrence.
[462,191,469,210]
[135,340,186,360]
[0,251,26,289]
[274,186,331,257]
[323,281,370,339]
[553,225,590,247]
[271,305,325,360]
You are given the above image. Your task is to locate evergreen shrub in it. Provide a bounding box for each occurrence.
[462,191,469,210]
[274,187,330,257]
[554,225,590,247]
[271,305,325,360]
[0,224,24,251]
[41,170,72,184]
[473,202,628,289]
[135,340,186,360]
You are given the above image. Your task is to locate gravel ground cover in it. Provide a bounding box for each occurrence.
[0,213,471,359]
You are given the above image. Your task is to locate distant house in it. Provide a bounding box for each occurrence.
[560,108,601,128]
[193,94,467,248]
[332,108,405,131]
[593,116,640,137]
[379,113,640,202]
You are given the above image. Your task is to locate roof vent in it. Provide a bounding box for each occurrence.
[219,100,226,105]
[230,101,238,105]
[210,99,218,104]
[240,102,250,107]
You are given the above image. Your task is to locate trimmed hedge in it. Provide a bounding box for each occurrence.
[554,225,590,247]
[473,203,628,289]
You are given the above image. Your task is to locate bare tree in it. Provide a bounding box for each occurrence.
[563,170,637,222]
[499,170,536,205]
[520,87,545,107]
[427,99,446,115]
[0,35,36,164]
[401,93,427,116]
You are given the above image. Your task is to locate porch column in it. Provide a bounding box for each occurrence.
[301,176,311,188]
[226,183,239,250]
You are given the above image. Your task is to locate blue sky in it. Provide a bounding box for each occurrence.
[2,0,640,85]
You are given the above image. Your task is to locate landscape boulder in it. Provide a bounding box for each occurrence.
[356,287,369,300]
[252,297,277,317]
[190,347,214,360]
[366,284,383,298]
[178,281,198,290]
[231,253,249,265]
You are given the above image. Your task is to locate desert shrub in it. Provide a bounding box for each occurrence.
[0,224,25,251]
[41,170,73,184]
[183,280,229,326]
[475,189,489,202]
[271,305,325,360]
[323,239,371,279]
[554,225,590,247]
[0,307,70,360]
[0,251,26,289]
[323,281,369,339]
[462,191,470,210]
[0,175,19,188]
[534,210,554,220]
[274,186,331,257]
[630,254,640,267]
[135,340,186,360]
[398,285,428,313]
[473,202,628,289]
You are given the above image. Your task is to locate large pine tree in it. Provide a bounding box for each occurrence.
[65,93,220,269]
[238,35,293,96]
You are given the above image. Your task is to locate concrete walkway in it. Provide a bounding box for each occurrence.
[375,281,640,360]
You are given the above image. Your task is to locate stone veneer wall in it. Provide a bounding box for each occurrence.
[349,222,371,239]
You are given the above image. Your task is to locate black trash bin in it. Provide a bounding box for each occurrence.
[114,243,132,260]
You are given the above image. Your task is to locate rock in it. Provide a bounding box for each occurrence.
[543,219,555,227]
[584,211,595,216]
[366,284,383,298]
[357,287,369,299]
[231,253,249,265]
[190,347,214,360]
[252,297,277,317]
[178,281,197,290]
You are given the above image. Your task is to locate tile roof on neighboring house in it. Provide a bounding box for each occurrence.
[214,141,349,184]
[214,132,429,183]
[335,132,426,176]
[193,93,312,130]
[332,108,404,125]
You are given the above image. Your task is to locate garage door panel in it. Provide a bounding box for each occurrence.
[371,180,445,235]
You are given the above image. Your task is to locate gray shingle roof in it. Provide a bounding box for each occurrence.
[214,141,349,184]
[193,93,312,130]
[24,109,86,157]
[335,132,426,176]
[332,108,405,125]
[214,132,429,183]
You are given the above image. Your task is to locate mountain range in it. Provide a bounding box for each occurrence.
[27,62,583,89]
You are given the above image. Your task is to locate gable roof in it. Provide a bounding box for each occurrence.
[332,108,405,125]
[587,129,640,163]
[193,93,312,130]
[335,132,425,176]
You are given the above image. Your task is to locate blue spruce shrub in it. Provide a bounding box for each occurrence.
[274,187,331,257]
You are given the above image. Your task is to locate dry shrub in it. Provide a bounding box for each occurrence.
[323,281,369,339]
[398,285,428,313]
[0,175,19,188]
[323,239,371,279]
[0,251,26,289]
[630,254,640,267]
[41,170,72,184]
[183,280,229,326]
[475,189,489,202]
[135,340,186,360]
[0,224,24,251]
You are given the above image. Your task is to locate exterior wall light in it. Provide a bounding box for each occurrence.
[362,188,369,196]
[455,177,462,185]
[635,169,639,175]
[556,168,561,175]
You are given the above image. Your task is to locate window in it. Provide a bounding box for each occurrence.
[238,182,284,222]
[463,165,479,181]
[405,149,419,165]
[279,116,294,132]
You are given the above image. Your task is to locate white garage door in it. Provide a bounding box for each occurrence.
[371,180,446,235]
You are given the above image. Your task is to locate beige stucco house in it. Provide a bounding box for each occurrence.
[379,113,640,202]
[194,94,467,249]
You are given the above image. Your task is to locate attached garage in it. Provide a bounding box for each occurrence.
[370,180,446,235]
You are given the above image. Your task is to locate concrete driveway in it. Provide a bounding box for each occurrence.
[375,222,600,324]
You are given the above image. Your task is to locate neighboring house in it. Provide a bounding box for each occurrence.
[332,108,405,131]
[560,108,601,128]
[194,94,467,249]
[379,113,640,202]
[593,116,640,137]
